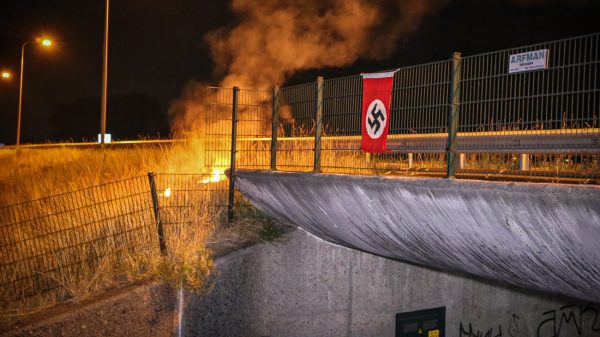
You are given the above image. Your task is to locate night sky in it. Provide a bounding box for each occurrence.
[0,0,599,144]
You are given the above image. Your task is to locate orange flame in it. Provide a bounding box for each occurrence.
[201,167,225,184]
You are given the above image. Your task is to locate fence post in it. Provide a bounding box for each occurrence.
[148,172,167,254]
[270,85,280,170]
[447,52,462,178]
[519,153,530,171]
[314,76,324,172]
[228,86,239,222]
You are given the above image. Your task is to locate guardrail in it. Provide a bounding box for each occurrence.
[0,139,185,150]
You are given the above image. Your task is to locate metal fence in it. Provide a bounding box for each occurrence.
[457,34,599,179]
[261,32,599,182]
[275,82,318,171]
[0,173,228,309]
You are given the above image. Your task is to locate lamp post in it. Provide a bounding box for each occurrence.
[100,0,110,144]
[16,38,53,146]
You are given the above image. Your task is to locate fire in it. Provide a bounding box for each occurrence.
[200,167,225,184]
[211,168,223,182]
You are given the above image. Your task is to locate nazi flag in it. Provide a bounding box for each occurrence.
[361,71,395,153]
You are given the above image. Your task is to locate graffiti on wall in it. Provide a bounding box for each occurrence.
[459,321,503,337]
[536,303,600,337]
[458,314,518,337]
[459,303,600,337]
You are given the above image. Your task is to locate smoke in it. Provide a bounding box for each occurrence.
[207,0,448,89]
[170,0,447,130]
[170,0,582,131]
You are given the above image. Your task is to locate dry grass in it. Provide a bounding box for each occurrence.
[0,141,231,321]
[0,140,214,205]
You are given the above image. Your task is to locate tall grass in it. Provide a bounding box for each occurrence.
[0,141,224,321]
[0,141,213,205]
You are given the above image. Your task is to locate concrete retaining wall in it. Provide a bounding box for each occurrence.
[186,228,600,337]
[234,170,600,302]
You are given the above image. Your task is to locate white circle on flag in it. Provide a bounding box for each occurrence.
[365,99,387,139]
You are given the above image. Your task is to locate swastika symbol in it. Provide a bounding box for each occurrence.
[366,99,387,139]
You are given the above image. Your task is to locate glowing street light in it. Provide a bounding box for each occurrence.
[40,38,52,47]
[1,70,12,80]
[16,37,53,146]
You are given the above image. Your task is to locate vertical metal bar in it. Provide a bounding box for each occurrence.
[100,0,110,144]
[314,76,324,172]
[148,172,166,254]
[228,87,239,222]
[459,153,466,170]
[519,154,530,171]
[447,52,462,178]
[16,42,28,147]
[271,85,280,170]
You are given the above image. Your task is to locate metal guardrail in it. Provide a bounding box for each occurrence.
[4,131,598,155]
[0,139,185,150]
[239,129,600,154]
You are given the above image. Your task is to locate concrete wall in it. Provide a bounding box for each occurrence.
[186,228,600,337]
[234,170,600,303]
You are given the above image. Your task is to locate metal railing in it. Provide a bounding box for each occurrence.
[0,173,228,309]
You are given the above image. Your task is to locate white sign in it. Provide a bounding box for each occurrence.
[97,133,112,143]
[509,49,549,74]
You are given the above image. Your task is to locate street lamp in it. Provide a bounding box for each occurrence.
[100,0,110,144]
[16,37,53,146]
[1,70,12,80]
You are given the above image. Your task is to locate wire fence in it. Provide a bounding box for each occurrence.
[0,173,228,310]
[457,34,600,179]
[265,32,600,181]
[276,82,318,171]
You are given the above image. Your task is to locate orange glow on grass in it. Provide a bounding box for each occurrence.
[200,167,225,184]
[159,187,172,198]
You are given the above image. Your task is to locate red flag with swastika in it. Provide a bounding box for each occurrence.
[361,71,395,153]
